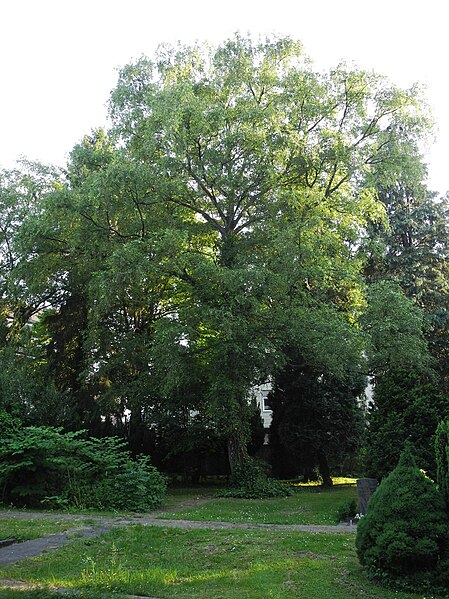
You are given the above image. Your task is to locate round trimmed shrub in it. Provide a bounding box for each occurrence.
[356,446,449,584]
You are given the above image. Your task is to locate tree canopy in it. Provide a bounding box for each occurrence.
[0,34,446,481]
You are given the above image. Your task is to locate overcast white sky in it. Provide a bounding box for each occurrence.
[1,0,448,194]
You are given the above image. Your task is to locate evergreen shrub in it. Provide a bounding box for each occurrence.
[0,426,167,511]
[356,446,449,588]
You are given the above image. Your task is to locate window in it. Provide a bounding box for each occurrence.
[263,396,273,412]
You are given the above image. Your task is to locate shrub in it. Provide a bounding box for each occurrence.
[220,458,292,499]
[0,410,20,435]
[336,498,358,523]
[83,453,167,512]
[0,426,167,511]
[356,445,449,587]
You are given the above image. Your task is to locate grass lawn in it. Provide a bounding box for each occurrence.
[159,484,358,525]
[160,486,222,510]
[0,517,91,542]
[0,525,435,599]
[0,482,445,597]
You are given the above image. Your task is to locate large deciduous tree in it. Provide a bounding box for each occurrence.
[106,35,429,472]
[0,35,435,480]
[0,162,68,422]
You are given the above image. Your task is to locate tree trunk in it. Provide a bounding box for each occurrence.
[227,431,248,474]
[318,449,333,487]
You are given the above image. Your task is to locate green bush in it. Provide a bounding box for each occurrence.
[336,498,357,523]
[356,446,449,588]
[85,454,167,512]
[221,458,292,499]
[0,426,167,511]
[0,409,20,435]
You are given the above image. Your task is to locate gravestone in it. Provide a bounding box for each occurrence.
[357,478,378,514]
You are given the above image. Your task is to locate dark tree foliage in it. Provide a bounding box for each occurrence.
[154,423,229,482]
[269,348,365,486]
[435,419,449,512]
[42,295,96,430]
[364,371,449,480]
[365,181,449,391]
[363,282,449,480]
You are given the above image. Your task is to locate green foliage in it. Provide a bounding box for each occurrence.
[435,419,449,511]
[363,281,449,480]
[0,35,438,480]
[335,498,358,523]
[364,373,449,480]
[221,458,292,499]
[364,281,431,376]
[0,327,65,426]
[363,157,449,392]
[269,312,366,483]
[356,446,449,588]
[106,34,429,472]
[0,408,20,435]
[0,426,167,511]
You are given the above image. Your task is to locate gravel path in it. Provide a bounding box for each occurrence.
[0,508,355,566]
[0,525,111,566]
[0,506,355,597]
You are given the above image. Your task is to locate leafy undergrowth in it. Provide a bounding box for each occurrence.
[0,517,90,542]
[159,484,358,525]
[0,525,435,599]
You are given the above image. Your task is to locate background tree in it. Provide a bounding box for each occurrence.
[0,163,68,423]
[269,306,366,485]
[435,419,449,512]
[363,153,449,391]
[363,281,449,479]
